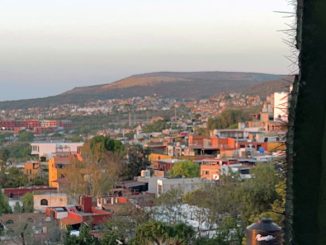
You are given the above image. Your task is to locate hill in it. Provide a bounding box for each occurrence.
[0,71,291,109]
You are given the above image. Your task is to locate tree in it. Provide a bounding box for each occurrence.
[122,144,150,180]
[14,201,22,213]
[239,163,280,223]
[64,224,99,245]
[0,148,10,166]
[0,190,11,215]
[132,221,195,245]
[170,223,195,245]
[22,192,34,213]
[61,137,124,200]
[257,180,285,225]
[142,119,168,133]
[0,167,28,188]
[0,133,13,144]
[18,131,34,142]
[182,163,283,243]
[30,175,48,186]
[2,142,32,161]
[169,161,199,178]
[133,220,170,245]
[207,109,252,130]
[100,231,122,245]
[103,202,150,243]
[89,136,125,159]
[154,188,185,224]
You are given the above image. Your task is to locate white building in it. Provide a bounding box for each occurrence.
[273,92,289,122]
[31,142,83,160]
[142,177,205,197]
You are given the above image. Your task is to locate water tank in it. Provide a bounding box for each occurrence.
[246,218,282,245]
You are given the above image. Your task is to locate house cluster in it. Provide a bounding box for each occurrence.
[0,119,72,134]
[132,91,288,193]
[0,90,290,242]
[184,93,262,119]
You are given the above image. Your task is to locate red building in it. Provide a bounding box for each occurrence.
[46,196,112,229]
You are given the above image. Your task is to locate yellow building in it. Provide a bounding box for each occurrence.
[48,154,74,189]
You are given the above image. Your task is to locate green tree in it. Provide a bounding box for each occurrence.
[30,175,48,186]
[169,161,199,178]
[170,223,195,245]
[132,221,195,245]
[0,190,11,215]
[18,131,34,142]
[22,192,34,213]
[0,167,28,188]
[0,148,10,166]
[142,119,168,133]
[101,231,122,245]
[4,142,32,161]
[14,201,22,213]
[0,133,13,144]
[182,163,283,243]
[257,180,285,225]
[239,164,280,223]
[64,224,100,245]
[207,109,253,130]
[122,144,150,180]
[88,136,125,159]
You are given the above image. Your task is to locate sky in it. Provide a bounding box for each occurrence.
[0,0,295,101]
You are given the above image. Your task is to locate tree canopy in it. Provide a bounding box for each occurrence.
[0,190,11,215]
[142,119,168,133]
[132,220,195,245]
[88,135,125,159]
[61,136,124,200]
[207,109,252,130]
[22,192,34,213]
[169,160,199,178]
[18,130,35,142]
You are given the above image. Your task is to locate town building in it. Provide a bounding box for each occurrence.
[46,196,112,229]
[34,193,68,212]
[31,142,83,160]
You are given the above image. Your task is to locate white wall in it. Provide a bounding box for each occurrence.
[273,92,289,122]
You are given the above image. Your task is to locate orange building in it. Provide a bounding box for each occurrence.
[24,161,41,180]
[200,163,220,181]
[149,153,172,169]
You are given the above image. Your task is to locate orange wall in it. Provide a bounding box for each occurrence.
[149,153,172,162]
[48,158,59,188]
[188,135,204,145]
[200,164,220,180]
[24,162,40,179]
[266,142,286,152]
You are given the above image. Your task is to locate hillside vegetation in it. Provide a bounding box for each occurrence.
[0,71,291,109]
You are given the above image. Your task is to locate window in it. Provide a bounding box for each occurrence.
[32,145,39,152]
[40,199,48,206]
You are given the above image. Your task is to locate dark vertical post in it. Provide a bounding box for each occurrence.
[287,0,326,244]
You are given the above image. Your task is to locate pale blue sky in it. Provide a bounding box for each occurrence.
[0,0,295,100]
